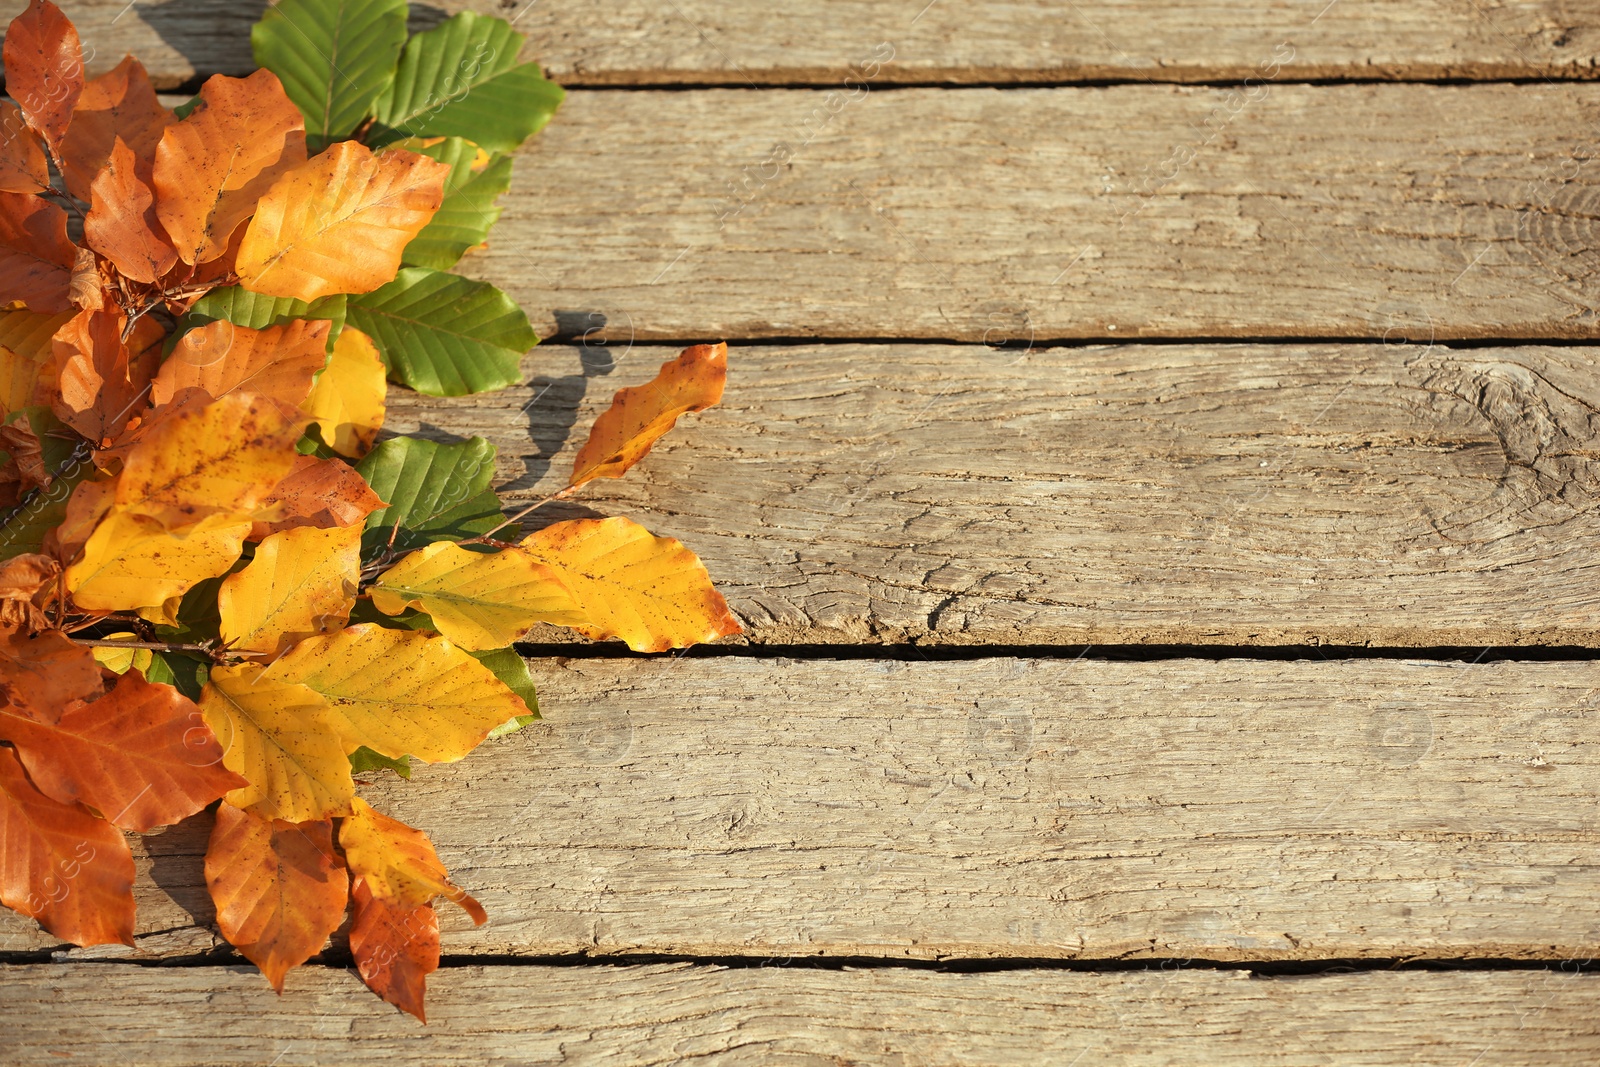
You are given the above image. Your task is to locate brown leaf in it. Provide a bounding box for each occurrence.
[570,342,728,487]
[0,192,77,313]
[205,804,348,992]
[0,670,245,831]
[0,628,102,723]
[68,247,104,312]
[153,69,308,266]
[0,413,48,490]
[84,137,178,284]
[349,878,437,1022]
[152,318,330,414]
[58,55,172,201]
[0,101,49,194]
[0,553,57,634]
[51,309,165,445]
[50,474,114,562]
[2,0,83,148]
[0,745,134,947]
[249,454,386,540]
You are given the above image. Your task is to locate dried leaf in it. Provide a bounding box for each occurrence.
[570,342,727,487]
[0,192,76,313]
[370,540,582,650]
[340,797,484,920]
[152,318,331,414]
[204,804,348,991]
[236,141,449,301]
[264,624,529,764]
[0,671,244,831]
[58,55,172,201]
[84,137,178,284]
[2,0,82,148]
[349,879,437,1022]
[0,627,102,722]
[0,101,48,194]
[51,309,164,445]
[67,247,103,312]
[519,516,743,653]
[218,524,360,656]
[199,663,353,823]
[153,69,308,266]
[301,325,384,457]
[249,455,386,540]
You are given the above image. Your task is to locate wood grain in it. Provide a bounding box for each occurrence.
[13,1,1600,87]
[3,963,1598,1065]
[383,342,1600,647]
[4,658,1597,961]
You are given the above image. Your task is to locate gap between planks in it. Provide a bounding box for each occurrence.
[4,657,1596,963]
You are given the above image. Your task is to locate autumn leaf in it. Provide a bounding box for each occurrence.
[205,804,348,991]
[0,671,244,831]
[0,552,56,632]
[57,55,172,201]
[0,745,134,947]
[370,540,582,650]
[152,318,331,415]
[570,342,728,487]
[218,524,361,656]
[65,509,254,613]
[236,141,449,302]
[519,517,742,652]
[153,69,308,266]
[264,624,529,763]
[82,137,179,285]
[301,325,385,457]
[199,663,353,823]
[349,879,438,1022]
[0,628,102,722]
[0,101,49,194]
[249,455,386,540]
[2,0,82,149]
[0,192,76,314]
[51,308,165,444]
[341,797,484,923]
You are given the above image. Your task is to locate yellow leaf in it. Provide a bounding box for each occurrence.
[218,525,361,657]
[340,797,485,923]
[301,326,385,458]
[115,392,302,528]
[519,517,742,653]
[0,307,71,412]
[89,633,150,675]
[65,509,252,613]
[369,541,582,651]
[200,664,353,823]
[236,142,449,302]
[263,624,528,764]
[570,343,727,488]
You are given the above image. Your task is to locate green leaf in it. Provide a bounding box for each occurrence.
[346,598,435,631]
[346,267,532,396]
[172,95,201,120]
[354,435,507,556]
[180,286,347,345]
[399,138,513,270]
[251,0,409,149]
[349,746,412,780]
[369,11,564,154]
[0,444,95,563]
[471,648,540,738]
[143,652,209,702]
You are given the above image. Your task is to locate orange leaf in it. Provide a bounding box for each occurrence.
[237,142,449,301]
[50,308,164,444]
[0,413,47,490]
[204,804,348,992]
[0,192,76,313]
[0,745,134,947]
[51,473,114,562]
[349,878,437,1023]
[570,342,727,487]
[84,137,178,284]
[0,101,49,194]
[339,797,485,923]
[59,55,173,202]
[0,671,245,832]
[2,0,82,148]
[153,69,307,266]
[249,454,385,540]
[0,628,102,723]
[0,552,57,632]
[152,318,330,414]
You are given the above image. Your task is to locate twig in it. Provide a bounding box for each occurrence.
[69,638,213,653]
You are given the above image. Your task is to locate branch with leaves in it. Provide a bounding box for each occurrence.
[0,0,740,1022]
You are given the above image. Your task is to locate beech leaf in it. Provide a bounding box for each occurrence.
[341,797,485,921]
[57,55,172,201]
[204,804,348,991]
[218,524,361,656]
[0,628,102,722]
[570,342,728,487]
[354,435,505,554]
[301,325,385,457]
[64,509,253,614]
[83,136,178,284]
[183,286,347,341]
[397,137,513,271]
[250,454,386,540]
[350,878,438,1022]
[0,101,48,194]
[51,308,165,444]
[0,191,76,313]
[2,0,82,148]
[251,0,408,149]
[370,540,582,650]
[153,318,331,414]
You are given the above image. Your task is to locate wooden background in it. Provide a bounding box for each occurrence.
[4,1,1600,1062]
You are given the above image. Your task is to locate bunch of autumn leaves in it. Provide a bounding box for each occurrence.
[0,0,739,1021]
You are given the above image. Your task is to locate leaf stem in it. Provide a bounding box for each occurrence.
[470,483,580,543]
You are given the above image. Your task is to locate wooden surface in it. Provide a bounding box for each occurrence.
[12,1,1600,87]
[3,964,1599,1065]
[4,658,1597,961]
[379,342,1600,647]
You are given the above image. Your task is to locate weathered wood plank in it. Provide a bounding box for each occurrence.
[5,658,1597,961]
[393,342,1600,647]
[2,963,1598,1066]
[13,1,1600,87]
[477,85,1600,342]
